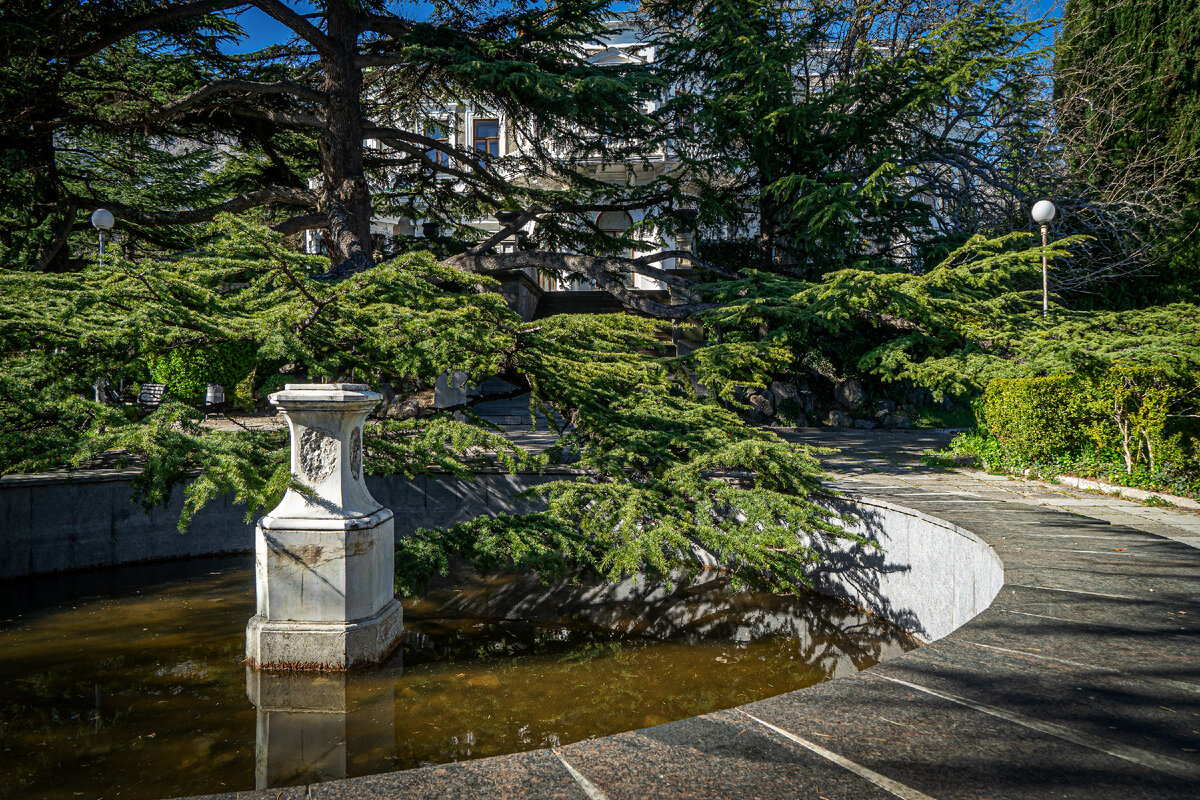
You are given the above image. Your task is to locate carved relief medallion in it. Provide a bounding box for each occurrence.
[298,427,338,482]
[350,426,362,481]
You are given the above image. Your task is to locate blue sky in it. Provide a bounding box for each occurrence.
[222,0,1064,53]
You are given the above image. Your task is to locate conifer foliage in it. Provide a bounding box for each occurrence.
[650,0,1047,275]
[0,217,853,592]
[3,1,1199,592]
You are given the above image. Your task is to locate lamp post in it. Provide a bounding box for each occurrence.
[89,209,116,403]
[1031,200,1055,319]
[90,208,115,267]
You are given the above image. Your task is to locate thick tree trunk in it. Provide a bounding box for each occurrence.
[9,133,74,272]
[758,176,775,272]
[320,1,374,274]
[758,175,794,275]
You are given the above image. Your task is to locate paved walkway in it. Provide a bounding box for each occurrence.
[193,430,1200,800]
[786,429,1200,551]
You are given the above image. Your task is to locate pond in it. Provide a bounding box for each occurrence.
[0,555,917,799]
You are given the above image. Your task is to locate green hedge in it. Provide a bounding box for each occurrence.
[980,376,1088,463]
[978,366,1199,478]
[147,341,257,403]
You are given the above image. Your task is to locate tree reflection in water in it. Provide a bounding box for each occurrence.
[0,558,915,799]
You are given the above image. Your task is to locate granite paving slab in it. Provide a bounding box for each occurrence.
[740,670,1195,800]
[182,431,1200,800]
[553,714,902,800]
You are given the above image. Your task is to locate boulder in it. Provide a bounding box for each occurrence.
[834,377,866,410]
[376,380,396,406]
[875,398,896,415]
[853,418,877,429]
[888,414,912,429]
[906,386,932,407]
[434,369,473,408]
[769,380,799,406]
[748,390,775,418]
[825,409,854,427]
[386,399,421,420]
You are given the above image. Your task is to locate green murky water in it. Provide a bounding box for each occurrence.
[0,556,916,799]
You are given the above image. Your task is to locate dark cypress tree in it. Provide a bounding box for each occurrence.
[1055,0,1200,305]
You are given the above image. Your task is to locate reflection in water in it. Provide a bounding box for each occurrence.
[248,666,400,788]
[0,556,916,799]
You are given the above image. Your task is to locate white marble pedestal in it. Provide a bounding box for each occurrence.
[246,384,403,671]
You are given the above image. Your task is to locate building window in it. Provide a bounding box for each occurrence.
[425,122,451,168]
[675,93,696,133]
[473,118,500,158]
[597,210,635,286]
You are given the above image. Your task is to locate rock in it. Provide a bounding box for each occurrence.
[853,418,877,429]
[834,377,866,410]
[826,409,853,427]
[888,414,911,429]
[769,380,799,407]
[748,390,775,418]
[874,409,891,424]
[796,390,816,412]
[386,399,421,420]
[875,398,896,415]
[377,380,396,406]
[434,369,473,408]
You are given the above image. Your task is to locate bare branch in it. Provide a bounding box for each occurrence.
[146,80,327,122]
[272,212,327,235]
[66,0,243,62]
[467,205,546,256]
[248,0,338,59]
[228,107,326,129]
[364,124,508,191]
[75,186,316,227]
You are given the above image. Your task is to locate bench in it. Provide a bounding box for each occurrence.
[138,383,166,407]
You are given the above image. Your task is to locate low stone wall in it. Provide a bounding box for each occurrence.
[809,497,1003,642]
[0,471,1002,644]
[0,469,559,581]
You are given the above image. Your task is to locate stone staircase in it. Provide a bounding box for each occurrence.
[532,289,670,319]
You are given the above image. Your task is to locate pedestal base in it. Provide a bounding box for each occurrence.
[246,600,403,671]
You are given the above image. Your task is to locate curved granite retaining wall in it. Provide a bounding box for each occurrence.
[0,471,1002,643]
[809,497,1003,642]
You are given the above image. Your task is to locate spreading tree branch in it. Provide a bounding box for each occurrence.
[66,0,244,62]
[74,186,315,227]
[248,0,338,59]
[447,251,719,319]
[146,80,327,122]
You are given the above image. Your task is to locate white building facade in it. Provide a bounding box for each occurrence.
[307,17,683,293]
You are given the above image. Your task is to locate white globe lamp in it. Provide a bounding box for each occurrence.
[1031,200,1056,224]
[90,208,115,267]
[90,208,115,232]
[1031,200,1056,319]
